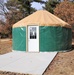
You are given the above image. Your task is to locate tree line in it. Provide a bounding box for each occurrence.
[0,0,74,38]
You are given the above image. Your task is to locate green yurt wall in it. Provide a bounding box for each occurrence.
[12,27,26,51]
[39,26,72,52]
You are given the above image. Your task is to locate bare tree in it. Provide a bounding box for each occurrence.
[54,1,74,29]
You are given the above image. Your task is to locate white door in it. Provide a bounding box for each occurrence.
[28,26,39,52]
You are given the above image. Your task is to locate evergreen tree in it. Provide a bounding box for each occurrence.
[43,0,59,14]
[18,0,45,15]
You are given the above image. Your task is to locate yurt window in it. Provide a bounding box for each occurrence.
[30,27,37,39]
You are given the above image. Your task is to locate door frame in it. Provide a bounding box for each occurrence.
[26,25,39,52]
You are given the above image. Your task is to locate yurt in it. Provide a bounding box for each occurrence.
[12,10,72,52]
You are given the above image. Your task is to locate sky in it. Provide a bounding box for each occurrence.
[32,0,47,10]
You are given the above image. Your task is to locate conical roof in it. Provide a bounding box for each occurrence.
[13,10,71,28]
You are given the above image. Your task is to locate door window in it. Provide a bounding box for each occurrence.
[30,27,37,39]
